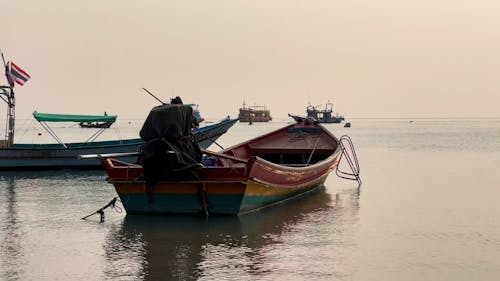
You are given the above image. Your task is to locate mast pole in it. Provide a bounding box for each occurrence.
[142,88,165,104]
[1,49,7,67]
[7,90,15,147]
[1,50,15,147]
[0,86,15,147]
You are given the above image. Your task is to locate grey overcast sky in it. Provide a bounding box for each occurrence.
[2,0,500,119]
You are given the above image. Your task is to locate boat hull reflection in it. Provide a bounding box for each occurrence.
[105,188,333,280]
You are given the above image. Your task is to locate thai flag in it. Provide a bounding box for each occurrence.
[8,61,30,86]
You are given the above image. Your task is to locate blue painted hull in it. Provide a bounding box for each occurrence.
[0,118,237,170]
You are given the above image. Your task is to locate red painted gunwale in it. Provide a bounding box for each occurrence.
[103,122,341,186]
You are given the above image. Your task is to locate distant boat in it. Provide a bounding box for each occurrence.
[238,102,272,122]
[344,122,351,128]
[79,105,202,129]
[0,86,237,170]
[66,112,116,128]
[289,101,344,123]
[79,121,115,128]
[98,112,361,215]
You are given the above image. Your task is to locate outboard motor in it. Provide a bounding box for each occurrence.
[139,104,202,184]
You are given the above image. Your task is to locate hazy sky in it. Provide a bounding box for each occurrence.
[2,0,500,119]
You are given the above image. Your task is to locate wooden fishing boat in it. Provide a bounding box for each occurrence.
[0,86,237,170]
[100,117,354,216]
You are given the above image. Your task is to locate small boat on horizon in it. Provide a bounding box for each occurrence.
[289,101,345,124]
[79,121,115,128]
[238,102,272,123]
[77,112,117,128]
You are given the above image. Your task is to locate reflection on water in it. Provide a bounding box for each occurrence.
[0,169,106,180]
[104,187,361,280]
[2,120,500,280]
[0,159,361,280]
[0,170,115,281]
[0,178,25,281]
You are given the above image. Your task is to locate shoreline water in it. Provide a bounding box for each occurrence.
[1,119,500,281]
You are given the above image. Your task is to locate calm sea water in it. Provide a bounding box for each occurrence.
[1,119,500,281]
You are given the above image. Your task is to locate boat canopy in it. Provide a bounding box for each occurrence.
[32,111,117,123]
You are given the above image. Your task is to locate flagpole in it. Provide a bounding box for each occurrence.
[0,49,15,147]
[1,49,6,67]
[1,49,9,86]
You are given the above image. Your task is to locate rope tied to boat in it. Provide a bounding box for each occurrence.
[197,129,225,150]
[336,135,362,185]
[81,197,122,223]
[305,134,322,166]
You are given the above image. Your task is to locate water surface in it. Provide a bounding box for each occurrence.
[1,119,500,280]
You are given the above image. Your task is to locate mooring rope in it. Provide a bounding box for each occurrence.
[197,128,225,150]
[305,135,322,166]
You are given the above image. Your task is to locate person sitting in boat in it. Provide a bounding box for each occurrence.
[139,100,203,183]
[170,96,183,105]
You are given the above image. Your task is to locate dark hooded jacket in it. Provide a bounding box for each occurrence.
[139,104,202,184]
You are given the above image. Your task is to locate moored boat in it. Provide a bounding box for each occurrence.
[289,101,345,123]
[75,112,116,128]
[0,86,237,170]
[238,102,272,122]
[100,105,360,216]
[79,121,115,128]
